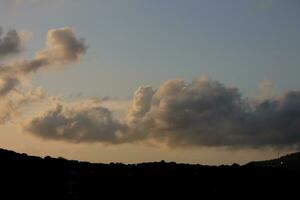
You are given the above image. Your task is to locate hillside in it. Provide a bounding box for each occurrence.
[0,148,299,198]
[247,152,300,169]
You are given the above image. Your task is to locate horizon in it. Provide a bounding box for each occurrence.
[0,0,300,165]
[0,146,296,166]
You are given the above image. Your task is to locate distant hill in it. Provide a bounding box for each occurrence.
[247,152,300,169]
[0,147,299,198]
[2,147,300,169]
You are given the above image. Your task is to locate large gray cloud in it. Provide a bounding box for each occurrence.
[25,103,125,144]
[136,78,246,147]
[0,27,21,57]
[24,78,300,149]
[134,78,300,148]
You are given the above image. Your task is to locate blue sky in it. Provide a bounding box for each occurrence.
[1,0,300,98]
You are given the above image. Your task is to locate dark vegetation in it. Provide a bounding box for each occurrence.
[0,148,299,199]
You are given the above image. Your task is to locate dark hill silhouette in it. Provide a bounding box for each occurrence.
[0,148,299,198]
[247,152,300,169]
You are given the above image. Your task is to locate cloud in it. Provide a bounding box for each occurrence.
[17,29,33,44]
[0,26,86,123]
[24,102,125,144]
[0,27,87,97]
[20,27,87,73]
[256,80,275,100]
[23,77,300,149]
[126,86,154,125]
[0,27,21,57]
[36,27,87,66]
[0,87,45,124]
[0,69,20,96]
[130,78,247,147]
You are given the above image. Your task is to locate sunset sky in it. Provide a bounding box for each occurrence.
[0,0,300,164]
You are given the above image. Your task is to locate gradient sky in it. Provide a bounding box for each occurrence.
[0,0,300,164]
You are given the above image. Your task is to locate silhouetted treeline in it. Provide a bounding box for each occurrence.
[0,148,299,199]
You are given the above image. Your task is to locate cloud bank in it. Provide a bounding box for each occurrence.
[24,77,300,149]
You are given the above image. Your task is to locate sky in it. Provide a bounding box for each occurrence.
[0,0,300,164]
